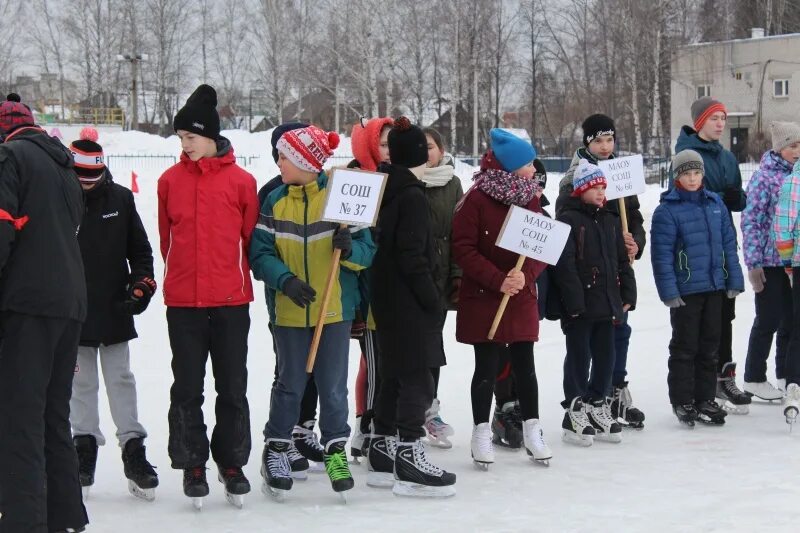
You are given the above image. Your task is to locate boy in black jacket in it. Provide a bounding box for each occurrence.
[553,161,636,446]
[68,130,159,501]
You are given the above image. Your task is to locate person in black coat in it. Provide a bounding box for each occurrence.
[368,117,455,496]
[67,130,159,500]
[0,94,89,532]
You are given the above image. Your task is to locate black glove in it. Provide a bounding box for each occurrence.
[121,277,156,315]
[282,276,317,308]
[723,188,743,210]
[332,226,352,259]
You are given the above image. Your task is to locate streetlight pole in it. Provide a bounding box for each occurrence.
[116,53,148,130]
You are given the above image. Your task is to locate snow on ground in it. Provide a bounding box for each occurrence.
[80,131,800,533]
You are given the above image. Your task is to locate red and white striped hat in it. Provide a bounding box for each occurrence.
[276,125,340,173]
[69,127,105,183]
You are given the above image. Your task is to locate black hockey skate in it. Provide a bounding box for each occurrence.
[716,363,751,415]
[366,435,396,488]
[261,440,293,502]
[287,442,310,480]
[561,397,596,446]
[324,440,354,501]
[491,401,523,449]
[217,466,250,508]
[292,420,325,472]
[393,439,456,498]
[610,382,645,429]
[183,466,209,510]
[672,404,699,428]
[74,435,98,500]
[696,400,727,425]
[122,438,158,501]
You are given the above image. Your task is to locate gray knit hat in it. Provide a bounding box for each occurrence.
[770,121,800,153]
[690,97,726,131]
[673,149,704,179]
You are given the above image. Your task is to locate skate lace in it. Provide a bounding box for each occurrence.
[298,427,324,453]
[221,467,244,481]
[185,466,206,483]
[324,449,351,481]
[267,448,291,477]
[384,436,397,458]
[571,403,592,428]
[410,440,444,476]
[722,377,746,398]
[287,444,305,463]
[593,402,616,426]
[127,447,157,477]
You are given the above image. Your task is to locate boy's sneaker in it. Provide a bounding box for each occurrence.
[696,400,727,425]
[74,435,98,492]
[561,397,595,446]
[261,440,293,500]
[743,380,784,401]
[393,439,456,498]
[366,434,396,488]
[183,466,209,498]
[491,401,523,448]
[286,442,309,480]
[122,437,158,501]
[716,362,751,414]
[292,420,325,464]
[324,439,354,493]
[424,399,454,449]
[610,382,645,429]
[587,399,623,443]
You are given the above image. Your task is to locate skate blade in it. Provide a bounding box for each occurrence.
[677,419,696,429]
[128,480,156,502]
[366,471,395,489]
[392,480,456,498]
[308,461,326,473]
[290,470,309,481]
[526,448,553,465]
[472,460,492,471]
[425,436,453,449]
[561,429,593,447]
[261,481,288,503]
[697,416,725,426]
[593,432,622,444]
[719,400,749,415]
[784,407,798,429]
[191,497,204,511]
[349,456,362,465]
[225,491,244,509]
[81,486,91,501]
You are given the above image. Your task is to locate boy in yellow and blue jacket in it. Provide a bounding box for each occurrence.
[249,125,375,497]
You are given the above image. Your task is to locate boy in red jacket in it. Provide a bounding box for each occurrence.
[157,84,258,506]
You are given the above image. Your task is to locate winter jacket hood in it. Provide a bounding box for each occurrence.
[651,187,744,301]
[351,118,394,171]
[741,150,794,269]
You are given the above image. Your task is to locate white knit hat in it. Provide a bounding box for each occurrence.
[771,121,800,152]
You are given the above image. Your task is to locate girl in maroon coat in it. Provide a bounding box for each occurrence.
[452,129,552,469]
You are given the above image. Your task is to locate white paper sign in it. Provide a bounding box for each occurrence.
[599,154,646,201]
[321,168,389,227]
[495,206,570,265]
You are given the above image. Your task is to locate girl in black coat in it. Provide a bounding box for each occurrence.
[67,131,159,500]
[368,118,456,497]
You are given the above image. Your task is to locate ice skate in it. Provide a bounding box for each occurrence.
[784,383,800,431]
[716,363,751,414]
[696,400,727,425]
[351,417,365,463]
[561,397,595,446]
[293,420,325,472]
[366,434,396,488]
[778,378,787,393]
[122,438,158,502]
[424,399,454,449]
[491,401,523,449]
[393,439,456,498]
[324,439,354,500]
[261,440,293,502]
[587,399,622,443]
[74,435,98,501]
[744,380,784,402]
[610,382,645,429]
[217,466,250,509]
[522,419,552,466]
[183,466,209,510]
[672,404,698,428]
[287,442,309,480]
[470,423,494,470]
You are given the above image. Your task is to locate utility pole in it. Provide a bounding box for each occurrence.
[116,53,148,130]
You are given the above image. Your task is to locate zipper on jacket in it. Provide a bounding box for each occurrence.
[303,186,310,328]
[238,237,246,296]
[163,231,173,298]
[578,226,586,261]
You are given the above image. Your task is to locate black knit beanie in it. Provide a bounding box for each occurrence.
[173,84,220,140]
[388,116,428,168]
[581,114,616,147]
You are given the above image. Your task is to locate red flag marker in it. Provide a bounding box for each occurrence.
[131,171,139,193]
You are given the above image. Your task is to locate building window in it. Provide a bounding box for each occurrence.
[697,85,711,99]
[734,72,742,80]
[774,79,789,98]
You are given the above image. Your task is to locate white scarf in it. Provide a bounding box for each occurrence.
[422,154,456,188]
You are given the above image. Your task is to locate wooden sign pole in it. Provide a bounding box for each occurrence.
[488,254,526,340]
[618,198,634,264]
[306,224,347,373]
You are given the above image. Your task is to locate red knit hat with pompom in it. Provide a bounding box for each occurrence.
[69,127,106,180]
[277,125,339,173]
